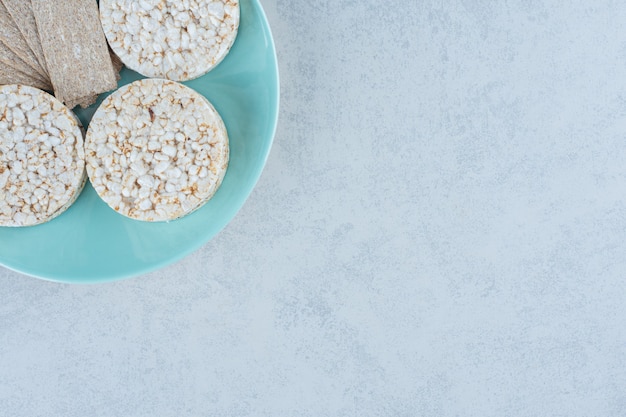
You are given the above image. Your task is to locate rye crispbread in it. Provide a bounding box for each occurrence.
[1,0,49,75]
[32,0,117,107]
[0,1,47,79]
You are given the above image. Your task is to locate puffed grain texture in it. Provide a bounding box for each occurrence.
[0,84,85,227]
[85,78,229,222]
[100,0,239,81]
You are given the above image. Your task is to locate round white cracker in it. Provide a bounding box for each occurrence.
[100,0,240,81]
[0,85,86,227]
[85,78,229,222]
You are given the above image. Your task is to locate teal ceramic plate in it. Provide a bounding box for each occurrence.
[0,0,279,283]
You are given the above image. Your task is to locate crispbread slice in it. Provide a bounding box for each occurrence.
[0,40,48,86]
[67,50,123,109]
[1,0,48,74]
[0,63,52,90]
[32,0,117,107]
[0,1,47,79]
[110,49,123,81]
[66,51,123,109]
[66,94,99,110]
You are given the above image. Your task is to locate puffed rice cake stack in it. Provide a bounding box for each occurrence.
[0,85,86,227]
[100,0,240,81]
[85,78,229,222]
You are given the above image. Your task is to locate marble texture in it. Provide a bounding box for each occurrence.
[2,0,626,415]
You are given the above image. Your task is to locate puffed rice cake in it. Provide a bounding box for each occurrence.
[100,0,240,81]
[0,85,86,227]
[85,78,229,222]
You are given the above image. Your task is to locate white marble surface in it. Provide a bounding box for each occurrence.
[2,0,626,415]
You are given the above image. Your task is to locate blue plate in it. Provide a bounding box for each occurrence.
[0,0,279,283]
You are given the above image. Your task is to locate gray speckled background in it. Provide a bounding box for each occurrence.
[2,0,626,415]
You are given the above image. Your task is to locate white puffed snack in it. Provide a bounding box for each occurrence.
[85,78,229,222]
[0,85,86,227]
[100,0,240,81]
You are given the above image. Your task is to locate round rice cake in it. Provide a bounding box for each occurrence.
[85,78,229,222]
[100,0,240,81]
[0,85,86,227]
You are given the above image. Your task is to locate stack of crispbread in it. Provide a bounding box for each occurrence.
[0,0,121,108]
